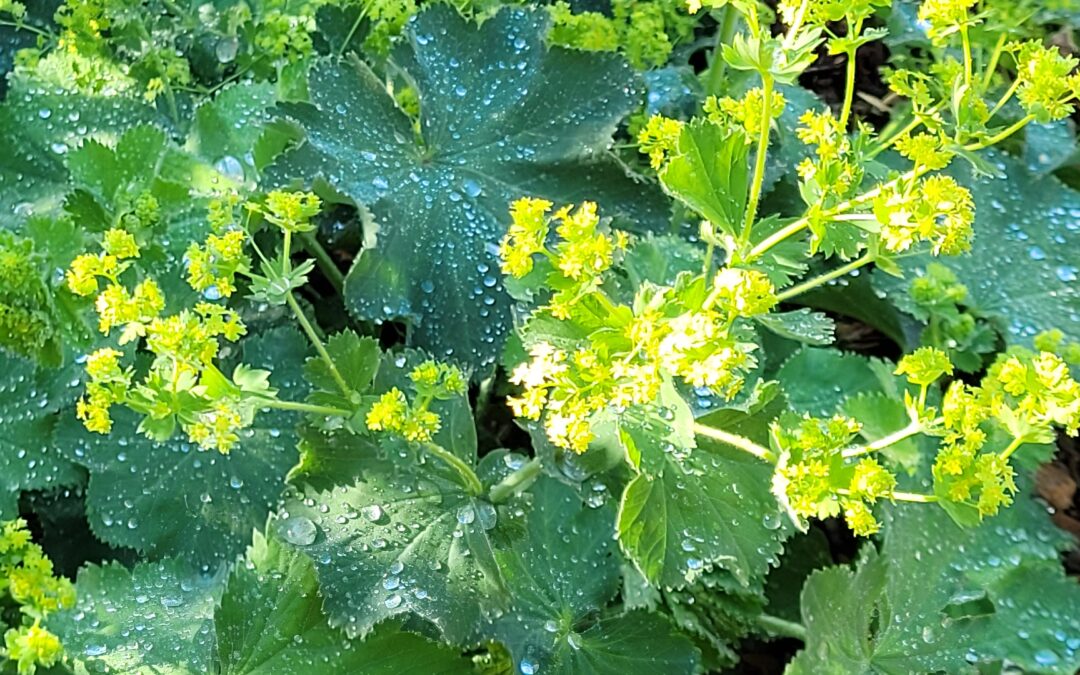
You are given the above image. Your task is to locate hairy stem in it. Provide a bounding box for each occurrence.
[776,251,875,302]
[742,75,774,244]
[300,232,345,294]
[285,292,353,398]
[422,441,484,496]
[489,458,543,503]
[756,614,807,641]
[693,423,776,463]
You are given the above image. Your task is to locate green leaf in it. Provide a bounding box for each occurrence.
[617,448,787,590]
[269,6,666,368]
[0,350,82,519]
[842,392,925,473]
[52,558,221,674]
[880,150,1080,347]
[777,347,897,416]
[487,478,692,674]
[659,119,749,239]
[790,483,1080,674]
[186,82,276,180]
[545,611,701,675]
[0,78,158,226]
[303,328,380,408]
[755,308,835,346]
[278,454,517,643]
[617,385,788,589]
[216,529,474,674]
[57,328,310,566]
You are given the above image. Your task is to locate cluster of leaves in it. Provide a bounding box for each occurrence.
[3,0,1080,672]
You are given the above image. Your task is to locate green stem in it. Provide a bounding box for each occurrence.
[300,232,345,294]
[960,25,973,88]
[741,75,774,244]
[257,398,352,417]
[890,490,938,503]
[869,115,923,159]
[337,5,369,56]
[705,6,738,95]
[756,614,807,641]
[988,78,1022,119]
[841,417,934,458]
[489,458,543,503]
[999,436,1024,460]
[0,18,51,39]
[981,33,1007,91]
[422,442,484,496]
[285,292,353,398]
[838,18,863,130]
[776,252,874,302]
[972,114,1035,149]
[693,423,776,463]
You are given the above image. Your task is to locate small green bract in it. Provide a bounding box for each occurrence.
[3,0,1080,672]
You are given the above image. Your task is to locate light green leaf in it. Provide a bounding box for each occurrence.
[268,6,667,368]
[277,454,517,643]
[52,558,221,675]
[57,328,310,566]
[659,119,749,239]
[881,150,1080,347]
[755,308,835,346]
[790,483,1080,674]
[216,530,474,675]
[842,392,925,473]
[617,447,787,589]
[0,350,82,519]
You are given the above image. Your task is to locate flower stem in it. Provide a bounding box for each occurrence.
[776,252,875,302]
[982,33,1007,91]
[741,75,774,245]
[299,232,345,294]
[971,114,1035,149]
[999,436,1024,460]
[890,491,938,503]
[705,6,738,95]
[422,442,484,496]
[285,292,353,398]
[693,423,776,463]
[841,417,933,458]
[756,614,807,641]
[960,25,973,88]
[489,458,543,503]
[837,17,863,130]
[257,398,352,417]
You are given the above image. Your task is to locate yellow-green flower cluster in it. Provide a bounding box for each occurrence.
[185,230,247,297]
[548,2,619,53]
[499,199,628,319]
[636,115,684,170]
[0,234,55,358]
[0,519,72,675]
[873,175,974,255]
[773,415,897,536]
[895,132,953,172]
[501,199,775,453]
[1012,40,1080,123]
[917,0,978,44]
[366,361,467,443]
[705,88,786,139]
[253,190,321,233]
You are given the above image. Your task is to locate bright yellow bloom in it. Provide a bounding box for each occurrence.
[637,115,684,169]
[366,388,409,433]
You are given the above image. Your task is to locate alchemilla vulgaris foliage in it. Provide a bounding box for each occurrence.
[3,0,1080,670]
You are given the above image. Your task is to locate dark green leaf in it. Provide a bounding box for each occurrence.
[217,530,474,674]
[777,347,897,416]
[52,558,221,674]
[755,308,835,346]
[269,6,667,368]
[0,350,81,519]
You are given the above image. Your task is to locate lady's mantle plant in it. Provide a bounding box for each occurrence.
[2,0,1080,672]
